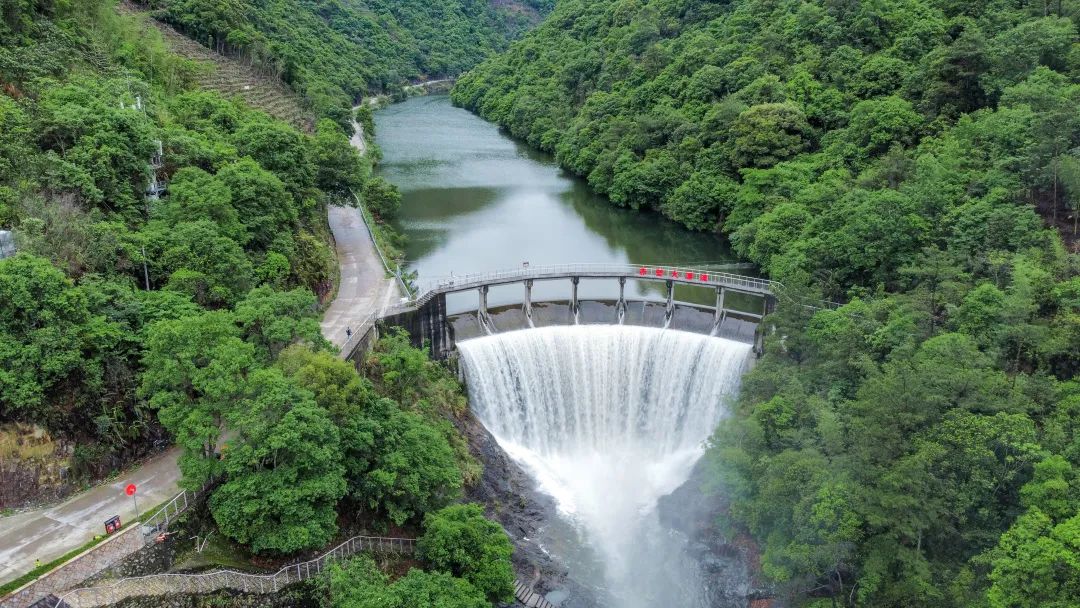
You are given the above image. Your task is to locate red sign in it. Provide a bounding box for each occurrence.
[639,267,647,276]
[125,484,137,496]
[701,274,709,281]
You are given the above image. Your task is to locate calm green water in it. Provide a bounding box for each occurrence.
[375,96,737,311]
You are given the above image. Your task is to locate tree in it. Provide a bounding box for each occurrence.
[233,119,315,197]
[843,96,922,160]
[277,345,378,493]
[324,556,487,608]
[147,220,254,307]
[418,503,515,603]
[987,510,1080,608]
[217,157,297,249]
[314,119,367,204]
[233,286,327,361]
[210,368,347,553]
[1020,456,1077,522]
[0,254,119,431]
[729,103,811,169]
[361,176,401,221]
[159,167,245,245]
[140,311,257,486]
[356,399,463,526]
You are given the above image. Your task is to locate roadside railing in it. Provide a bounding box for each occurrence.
[337,309,380,361]
[349,191,413,298]
[54,535,416,607]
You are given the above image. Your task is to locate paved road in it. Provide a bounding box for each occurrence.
[0,95,394,594]
[0,448,182,586]
[321,205,402,348]
[322,113,402,348]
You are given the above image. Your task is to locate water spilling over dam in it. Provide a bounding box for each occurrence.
[458,325,751,607]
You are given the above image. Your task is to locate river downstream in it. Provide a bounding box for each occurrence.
[373,95,751,608]
[374,96,739,313]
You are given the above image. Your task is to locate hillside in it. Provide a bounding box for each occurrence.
[0,0,362,498]
[139,0,554,125]
[117,1,316,132]
[0,6,513,605]
[454,0,1080,606]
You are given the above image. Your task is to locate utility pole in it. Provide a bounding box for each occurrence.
[141,245,151,291]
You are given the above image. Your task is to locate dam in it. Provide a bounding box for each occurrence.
[460,325,752,607]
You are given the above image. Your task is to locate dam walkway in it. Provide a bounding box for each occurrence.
[340,262,780,361]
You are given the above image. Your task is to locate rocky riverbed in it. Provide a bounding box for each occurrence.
[657,460,775,608]
[453,408,596,607]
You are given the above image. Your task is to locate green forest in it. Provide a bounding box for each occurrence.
[454,0,1080,606]
[4,0,1080,606]
[0,1,513,605]
[140,0,553,125]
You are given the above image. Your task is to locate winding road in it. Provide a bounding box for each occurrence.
[0,102,392,591]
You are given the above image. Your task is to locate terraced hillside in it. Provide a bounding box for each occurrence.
[117,2,315,132]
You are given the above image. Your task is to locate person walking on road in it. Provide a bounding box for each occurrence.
[346,326,353,339]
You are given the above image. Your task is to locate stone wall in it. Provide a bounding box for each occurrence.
[376,293,453,360]
[0,527,144,608]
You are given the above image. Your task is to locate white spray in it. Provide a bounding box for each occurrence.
[459,325,751,607]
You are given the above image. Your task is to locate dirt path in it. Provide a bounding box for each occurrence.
[0,448,182,586]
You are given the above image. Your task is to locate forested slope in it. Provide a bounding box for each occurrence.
[0,0,370,496]
[140,0,553,125]
[455,0,1080,606]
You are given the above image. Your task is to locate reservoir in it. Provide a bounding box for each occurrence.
[374,96,741,313]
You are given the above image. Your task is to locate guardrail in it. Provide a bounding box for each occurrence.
[398,263,777,311]
[1,480,213,608]
[337,310,380,361]
[54,535,417,608]
[349,191,413,298]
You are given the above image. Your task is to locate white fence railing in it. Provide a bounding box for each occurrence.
[337,310,380,360]
[397,263,777,311]
[349,192,413,297]
[55,535,417,607]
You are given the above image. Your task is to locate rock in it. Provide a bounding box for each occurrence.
[453,409,595,607]
[657,459,777,608]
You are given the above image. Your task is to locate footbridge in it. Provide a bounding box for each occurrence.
[341,263,779,361]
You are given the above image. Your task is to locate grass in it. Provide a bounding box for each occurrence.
[0,495,178,597]
[172,530,258,572]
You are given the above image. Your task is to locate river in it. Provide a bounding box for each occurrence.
[374,95,748,608]
[374,96,739,313]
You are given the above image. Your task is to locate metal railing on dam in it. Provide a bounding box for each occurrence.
[338,263,779,361]
[405,262,776,309]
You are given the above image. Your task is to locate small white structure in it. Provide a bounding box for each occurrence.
[0,230,15,259]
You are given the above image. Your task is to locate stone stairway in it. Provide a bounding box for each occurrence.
[116,2,316,133]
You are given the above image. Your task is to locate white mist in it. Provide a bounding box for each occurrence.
[459,325,750,607]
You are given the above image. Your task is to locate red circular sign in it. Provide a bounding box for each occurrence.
[125,484,136,496]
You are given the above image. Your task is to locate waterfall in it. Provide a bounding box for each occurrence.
[459,325,751,607]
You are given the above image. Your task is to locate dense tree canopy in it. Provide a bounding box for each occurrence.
[0,0,372,496]
[144,0,554,123]
[418,503,515,603]
[456,0,1080,605]
[324,556,488,608]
